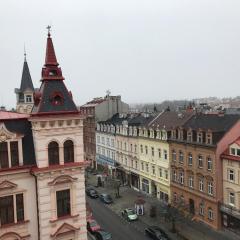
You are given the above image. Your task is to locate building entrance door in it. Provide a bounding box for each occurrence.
[189,199,195,214]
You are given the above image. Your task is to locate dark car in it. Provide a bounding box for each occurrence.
[86,187,99,198]
[99,193,113,204]
[145,226,170,240]
[94,230,112,240]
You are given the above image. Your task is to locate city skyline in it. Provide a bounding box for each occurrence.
[1,0,240,108]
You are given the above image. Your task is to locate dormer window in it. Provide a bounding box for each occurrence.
[187,131,192,142]
[206,132,212,145]
[156,130,160,139]
[197,132,203,143]
[150,130,154,138]
[178,129,183,140]
[0,141,20,168]
[49,69,57,76]
[25,95,32,103]
[51,92,64,106]
[171,130,176,139]
[144,129,148,137]
[133,127,137,136]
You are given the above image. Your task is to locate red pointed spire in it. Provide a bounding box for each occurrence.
[45,26,58,66]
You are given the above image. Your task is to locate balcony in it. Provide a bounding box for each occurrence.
[220,203,240,220]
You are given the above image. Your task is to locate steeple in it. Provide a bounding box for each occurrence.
[45,26,58,66]
[20,52,34,92]
[32,28,78,115]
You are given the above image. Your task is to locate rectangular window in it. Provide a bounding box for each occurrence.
[197,132,203,143]
[228,169,235,182]
[199,203,204,216]
[152,166,155,175]
[10,141,19,167]
[164,150,167,160]
[179,151,184,164]
[208,182,213,196]
[199,179,204,192]
[0,142,9,168]
[230,148,236,155]
[198,155,203,168]
[141,162,144,171]
[207,157,212,171]
[151,147,154,157]
[0,195,14,225]
[16,193,24,222]
[140,145,143,154]
[56,189,71,218]
[145,146,148,155]
[172,150,176,161]
[146,163,149,172]
[158,149,161,158]
[179,172,184,184]
[208,208,213,220]
[188,153,193,166]
[165,170,168,180]
[26,95,32,103]
[159,168,162,177]
[229,192,235,206]
[130,144,133,152]
[189,176,194,188]
[134,145,137,153]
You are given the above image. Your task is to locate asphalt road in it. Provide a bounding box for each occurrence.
[87,196,150,240]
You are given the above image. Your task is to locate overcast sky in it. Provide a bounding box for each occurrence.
[1,0,240,108]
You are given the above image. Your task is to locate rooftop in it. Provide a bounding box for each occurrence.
[0,111,29,120]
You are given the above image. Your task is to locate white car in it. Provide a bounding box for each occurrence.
[121,208,138,221]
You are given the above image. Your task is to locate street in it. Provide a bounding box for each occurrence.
[87,196,150,240]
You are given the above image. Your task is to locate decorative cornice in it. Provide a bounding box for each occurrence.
[0,180,17,191]
[50,222,80,238]
[0,123,19,142]
[0,231,30,240]
[48,175,78,186]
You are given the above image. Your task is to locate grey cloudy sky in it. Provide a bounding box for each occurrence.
[1,0,240,108]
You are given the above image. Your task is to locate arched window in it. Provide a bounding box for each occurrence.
[64,140,74,163]
[48,141,59,165]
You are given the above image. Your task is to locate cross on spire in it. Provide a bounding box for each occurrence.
[24,44,27,62]
[46,25,51,37]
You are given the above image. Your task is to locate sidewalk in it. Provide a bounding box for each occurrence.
[86,173,240,240]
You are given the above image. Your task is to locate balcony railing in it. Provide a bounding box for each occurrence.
[220,203,240,220]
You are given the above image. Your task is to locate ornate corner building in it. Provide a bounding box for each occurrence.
[0,30,87,240]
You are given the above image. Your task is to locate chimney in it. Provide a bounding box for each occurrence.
[0,106,6,111]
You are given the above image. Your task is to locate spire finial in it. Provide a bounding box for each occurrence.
[46,25,51,37]
[24,44,27,62]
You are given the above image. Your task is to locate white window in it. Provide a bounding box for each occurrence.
[206,133,212,144]
[141,162,144,171]
[164,150,168,160]
[228,169,235,182]
[111,139,114,147]
[158,149,161,158]
[199,203,204,216]
[208,182,213,196]
[230,148,236,155]
[199,178,204,192]
[25,94,32,103]
[172,150,176,161]
[189,176,194,188]
[188,153,193,166]
[134,145,137,153]
[187,131,192,142]
[173,170,177,182]
[179,172,184,185]
[198,155,203,168]
[229,192,235,206]
[97,146,101,154]
[130,144,133,152]
[207,157,212,171]
[135,161,138,169]
[97,136,100,143]
[106,138,109,146]
[179,151,184,164]
[101,137,105,145]
[208,208,213,220]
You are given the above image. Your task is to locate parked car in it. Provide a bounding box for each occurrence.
[87,218,101,233]
[121,208,138,221]
[145,226,170,240]
[86,187,99,198]
[99,193,113,204]
[94,230,112,240]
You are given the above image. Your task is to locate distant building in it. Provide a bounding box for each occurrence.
[80,95,129,167]
[15,54,35,113]
[170,114,240,230]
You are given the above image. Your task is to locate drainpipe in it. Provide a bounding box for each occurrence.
[30,169,40,240]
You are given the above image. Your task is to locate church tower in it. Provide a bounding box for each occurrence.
[15,51,35,113]
[30,27,87,240]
